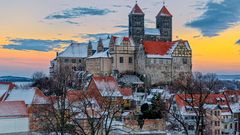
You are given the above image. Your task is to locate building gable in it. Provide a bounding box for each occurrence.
[172,41,191,57]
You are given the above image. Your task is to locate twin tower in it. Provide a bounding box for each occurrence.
[129,3,172,44]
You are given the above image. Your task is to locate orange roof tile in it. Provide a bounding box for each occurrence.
[120,87,133,97]
[143,40,176,55]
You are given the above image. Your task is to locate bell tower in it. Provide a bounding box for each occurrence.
[156,3,172,41]
[129,2,145,45]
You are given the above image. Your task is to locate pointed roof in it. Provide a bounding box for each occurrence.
[130,3,144,15]
[157,6,172,17]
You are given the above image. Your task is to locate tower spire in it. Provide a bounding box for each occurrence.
[163,0,165,6]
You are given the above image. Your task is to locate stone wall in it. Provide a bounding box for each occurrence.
[86,58,112,76]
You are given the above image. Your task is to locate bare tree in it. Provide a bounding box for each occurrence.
[167,72,219,135]
[35,68,124,135]
[33,66,75,134]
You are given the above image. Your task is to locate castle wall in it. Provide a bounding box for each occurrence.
[86,58,112,76]
[172,56,192,79]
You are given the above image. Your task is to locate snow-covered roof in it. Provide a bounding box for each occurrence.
[92,38,111,50]
[111,36,134,46]
[145,28,160,35]
[58,43,88,58]
[118,75,143,84]
[146,54,172,59]
[0,90,7,100]
[88,50,111,59]
[0,84,9,90]
[221,112,232,116]
[122,112,130,117]
[93,76,122,97]
[203,104,220,110]
[0,101,28,118]
[230,103,240,113]
[6,88,49,105]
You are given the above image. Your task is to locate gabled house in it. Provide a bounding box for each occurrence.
[0,101,29,134]
[119,87,133,109]
[4,87,50,131]
[87,76,123,106]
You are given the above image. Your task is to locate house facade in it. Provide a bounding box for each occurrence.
[174,94,235,135]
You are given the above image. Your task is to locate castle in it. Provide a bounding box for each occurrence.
[50,3,192,85]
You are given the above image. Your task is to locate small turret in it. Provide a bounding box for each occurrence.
[97,38,104,52]
[88,40,93,56]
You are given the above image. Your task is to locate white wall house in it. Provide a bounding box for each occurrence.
[0,101,29,134]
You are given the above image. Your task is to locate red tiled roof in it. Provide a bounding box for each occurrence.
[130,4,144,14]
[67,90,86,103]
[120,88,133,97]
[157,6,172,17]
[175,94,231,111]
[93,76,117,84]
[143,40,177,55]
[0,101,28,118]
[92,76,122,97]
[123,37,130,42]
[32,88,49,104]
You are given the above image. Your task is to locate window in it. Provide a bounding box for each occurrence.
[183,58,187,64]
[224,125,227,129]
[129,57,133,64]
[79,59,82,63]
[215,121,220,126]
[188,125,194,130]
[72,59,76,63]
[214,110,220,116]
[64,59,69,63]
[119,57,124,63]
[230,123,233,129]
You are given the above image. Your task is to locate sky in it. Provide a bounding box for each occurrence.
[0,0,239,77]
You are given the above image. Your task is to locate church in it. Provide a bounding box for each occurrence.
[49,3,192,85]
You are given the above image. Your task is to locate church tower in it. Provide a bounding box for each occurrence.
[129,3,145,45]
[156,5,172,41]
